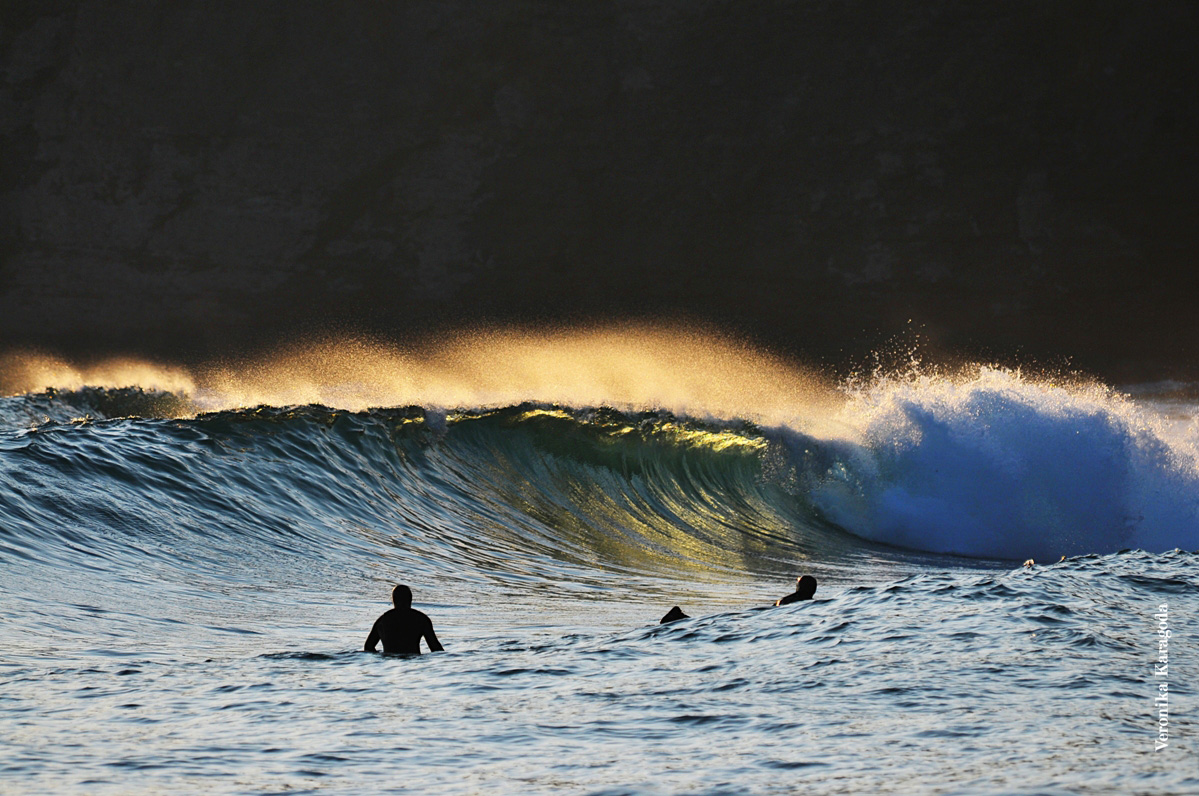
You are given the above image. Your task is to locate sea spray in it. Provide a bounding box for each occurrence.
[808,367,1199,558]
[0,324,837,427]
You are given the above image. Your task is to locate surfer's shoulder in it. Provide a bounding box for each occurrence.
[774,574,817,606]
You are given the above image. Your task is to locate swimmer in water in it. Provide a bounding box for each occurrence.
[660,606,690,624]
[775,575,817,606]
[364,584,444,655]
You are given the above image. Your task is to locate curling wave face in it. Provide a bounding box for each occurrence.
[0,366,1195,581]
[0,396,919,603]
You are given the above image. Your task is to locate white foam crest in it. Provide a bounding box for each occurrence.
[811,367,1199,559]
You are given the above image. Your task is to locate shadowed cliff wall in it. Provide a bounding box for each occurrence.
[2,1,1197,378]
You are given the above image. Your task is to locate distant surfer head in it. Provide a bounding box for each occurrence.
[660,606,689,624]
[775,574,817,606]
[392,584,413,609]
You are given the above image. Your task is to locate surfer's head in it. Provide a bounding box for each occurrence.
[660,606,689,624]
[392,584,413,608]
[796,575,817,600]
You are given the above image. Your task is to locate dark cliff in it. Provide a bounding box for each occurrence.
[3,1,1197,379]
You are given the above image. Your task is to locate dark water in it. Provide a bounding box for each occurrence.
[1,380,1196,794]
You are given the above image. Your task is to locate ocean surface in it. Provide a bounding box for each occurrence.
[1,357,1196,795]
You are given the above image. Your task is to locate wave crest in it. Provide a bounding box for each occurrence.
[2,360,1196,565]
[805,368,1199,559]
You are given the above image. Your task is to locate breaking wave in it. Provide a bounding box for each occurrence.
[1,363,1195,580]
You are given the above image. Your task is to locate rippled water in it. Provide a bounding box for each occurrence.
[1,381,1196,794]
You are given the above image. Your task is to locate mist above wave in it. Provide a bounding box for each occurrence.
[0,324,836,430]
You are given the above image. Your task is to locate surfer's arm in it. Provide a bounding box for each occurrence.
[424,618,444,652]
[364,621,380,652]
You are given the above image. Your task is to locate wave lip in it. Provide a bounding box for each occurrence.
[808,368,1199,560]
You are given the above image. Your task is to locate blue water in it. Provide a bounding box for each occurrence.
[1,371,1196,794]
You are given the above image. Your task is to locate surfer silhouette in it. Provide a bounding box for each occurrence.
[364,584,444,655]
[660,606,690,624]
[775,575,817,606]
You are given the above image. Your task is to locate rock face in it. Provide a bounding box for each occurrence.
[2,1,1197,378]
